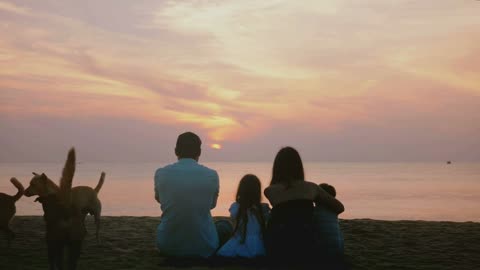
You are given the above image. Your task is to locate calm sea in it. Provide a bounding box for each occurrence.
[1,162,479,222]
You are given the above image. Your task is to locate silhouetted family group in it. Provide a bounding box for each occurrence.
[154,132,346,268]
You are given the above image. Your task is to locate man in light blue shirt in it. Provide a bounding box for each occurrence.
[154,132,220,257]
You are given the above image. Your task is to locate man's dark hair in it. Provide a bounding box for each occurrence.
[319,183,336,197]
[175,132,202,159]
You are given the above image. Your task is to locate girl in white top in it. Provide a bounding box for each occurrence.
[217,174,270,258]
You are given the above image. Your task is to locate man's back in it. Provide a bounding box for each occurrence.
[154,158,219,257]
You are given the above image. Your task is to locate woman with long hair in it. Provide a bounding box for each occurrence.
[264,146,344,266]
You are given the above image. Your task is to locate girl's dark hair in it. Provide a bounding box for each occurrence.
[270,146,305,186]
[234,174,266,243]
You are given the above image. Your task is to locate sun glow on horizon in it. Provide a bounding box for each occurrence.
[210,143,222,150]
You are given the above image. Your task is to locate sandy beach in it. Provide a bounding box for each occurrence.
[1,216,479,270]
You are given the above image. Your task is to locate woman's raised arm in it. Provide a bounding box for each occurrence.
[316,185,345,214]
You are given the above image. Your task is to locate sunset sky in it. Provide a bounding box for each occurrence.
[1,0,479,162]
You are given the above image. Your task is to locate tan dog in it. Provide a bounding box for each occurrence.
[24,151,105,243]
[0,178,24,247]
[24,148,105,270]
[25,148,82,269]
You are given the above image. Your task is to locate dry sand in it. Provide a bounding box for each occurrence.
[1,216,479,270]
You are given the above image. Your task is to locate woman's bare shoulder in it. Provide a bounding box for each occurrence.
[264,184,281,196]
[265,183,284,191]
[297,180,319,190]
[299,181,320,198]
[266,182,316,191]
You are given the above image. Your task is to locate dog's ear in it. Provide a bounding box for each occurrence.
[41,175,51,194]
[32,172,39,176]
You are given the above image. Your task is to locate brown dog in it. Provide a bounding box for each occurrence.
[25,162,105,243]
[0,178,24,247]
[24,148,105,270]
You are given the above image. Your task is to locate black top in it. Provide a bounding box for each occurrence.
[269,199,314,225]
[265,199,317,265]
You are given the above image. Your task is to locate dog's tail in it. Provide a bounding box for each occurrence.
[10,177,25,202]
[94,172,105,194]
[59,147,76,204]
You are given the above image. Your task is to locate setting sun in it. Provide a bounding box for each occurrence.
[210,143,222,150]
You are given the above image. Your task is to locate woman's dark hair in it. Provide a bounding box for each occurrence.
[234,174,266,243]
[270,146,305,186]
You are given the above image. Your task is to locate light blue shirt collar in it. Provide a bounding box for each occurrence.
[177,158,198,164]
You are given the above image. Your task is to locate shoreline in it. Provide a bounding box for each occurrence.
[13,215,480,223]
[1,216,479,269]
